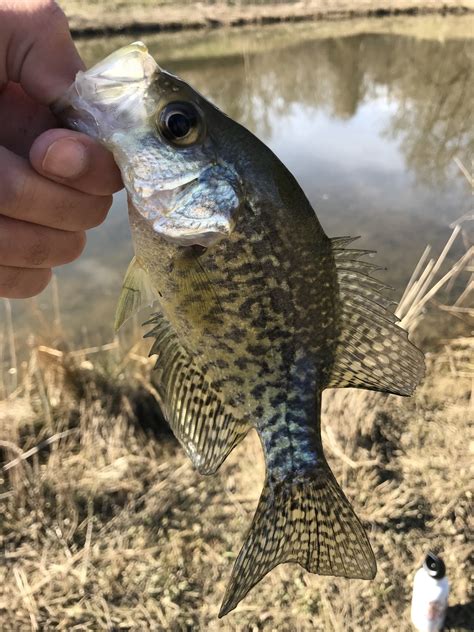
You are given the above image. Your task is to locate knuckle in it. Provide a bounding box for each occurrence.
[22,228,86,268]
[54,194,112,232]
[49,197,73,230]
[0,160,28,216]
[25,231,51,267]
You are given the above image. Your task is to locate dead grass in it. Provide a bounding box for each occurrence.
[59,0,474,36]
[0,170,473,629]
[0,326,472,630]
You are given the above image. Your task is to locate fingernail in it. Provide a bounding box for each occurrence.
[42,138,88,179]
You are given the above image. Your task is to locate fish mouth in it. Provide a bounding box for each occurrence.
[131,174,201,220]
[80,42,155,83]
[133,176,235,248]
[75,42,158,101]
[52,41,159,139]
[54,41,158,108]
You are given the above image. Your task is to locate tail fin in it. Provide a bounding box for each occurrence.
[219,468,376,617]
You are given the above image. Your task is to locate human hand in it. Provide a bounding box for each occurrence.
[0,1,123,298]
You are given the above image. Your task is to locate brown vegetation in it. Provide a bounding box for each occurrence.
[0,342,472,630]
[60,0,474,36]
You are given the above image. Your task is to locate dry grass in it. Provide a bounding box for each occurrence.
[0,329,472,630]
[0,171,473,629]
[59,0,474,35]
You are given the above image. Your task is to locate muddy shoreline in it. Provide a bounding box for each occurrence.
[62,0,474,38]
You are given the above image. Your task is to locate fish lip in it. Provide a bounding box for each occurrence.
[136,175,236,246]
[51,40,160,124]
[78,41,158,84]
[51,96,101,139]
[155,174,201,194]
[128,170,202,202]
[129,174,201,222]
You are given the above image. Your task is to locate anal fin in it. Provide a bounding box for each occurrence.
[145,313,250,474]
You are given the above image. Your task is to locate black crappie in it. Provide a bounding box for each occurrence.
[54,42,425,617]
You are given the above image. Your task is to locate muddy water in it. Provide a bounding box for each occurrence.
[10,16,473,345]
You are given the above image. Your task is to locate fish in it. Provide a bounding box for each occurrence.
[53,42,425,617]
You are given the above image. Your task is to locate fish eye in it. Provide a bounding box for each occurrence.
[158,101,204,146]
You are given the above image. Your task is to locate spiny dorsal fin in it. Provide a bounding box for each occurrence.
[114,257,157,331]
[144,313,250,475]
[326,237,425,395]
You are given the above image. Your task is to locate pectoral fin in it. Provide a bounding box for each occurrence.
[114,257,157,331]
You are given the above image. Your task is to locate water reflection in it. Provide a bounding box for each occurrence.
[11,17,474,342]
[166,32,473,183]
[384,38,472,182]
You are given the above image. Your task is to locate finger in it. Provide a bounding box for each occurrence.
[0,83,57,158]
[0,146,113,231]
[2,1,84,104]
[30,129,123,196]
[0,215,86,269]
[0,265,52,299]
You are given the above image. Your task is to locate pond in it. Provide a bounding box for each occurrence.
[8,14,474,346]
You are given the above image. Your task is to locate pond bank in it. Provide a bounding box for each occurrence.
[62,0,474,37]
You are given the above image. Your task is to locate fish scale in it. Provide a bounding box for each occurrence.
[54,41,425,618]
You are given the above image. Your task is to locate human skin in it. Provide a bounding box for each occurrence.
[0,1,123,298]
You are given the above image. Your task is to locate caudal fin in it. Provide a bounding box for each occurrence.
[219,468,376,617]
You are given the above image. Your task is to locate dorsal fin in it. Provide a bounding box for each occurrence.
[144,313,250,474]
[114,257,157,331]
[326,237,425,395]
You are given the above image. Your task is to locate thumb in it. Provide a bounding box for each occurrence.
[2,1,84,105]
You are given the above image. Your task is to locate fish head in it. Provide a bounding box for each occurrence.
[53,42,241,247]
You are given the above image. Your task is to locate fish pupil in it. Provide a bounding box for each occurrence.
[167,111,191,138]
[159,101,203,145]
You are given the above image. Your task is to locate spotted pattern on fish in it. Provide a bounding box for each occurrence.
[55,44,425,618]
[130,155,421,616]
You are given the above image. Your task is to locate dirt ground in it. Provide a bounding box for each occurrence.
[59,0,474,35]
